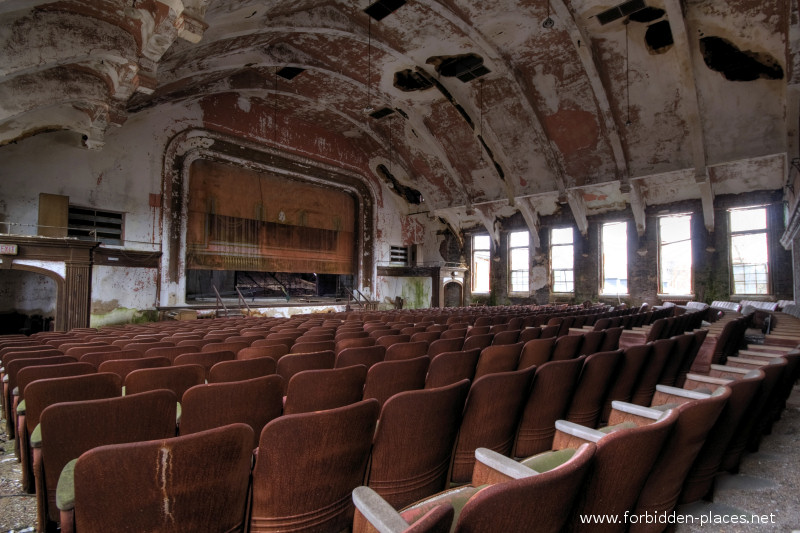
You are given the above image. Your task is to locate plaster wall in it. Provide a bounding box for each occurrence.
[376,276,433,309]
[90,265,159,327]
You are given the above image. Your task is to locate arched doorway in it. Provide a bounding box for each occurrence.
[1,266,62,334]
[443,281,463,308]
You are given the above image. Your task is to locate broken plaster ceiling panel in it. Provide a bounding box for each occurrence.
[709,154,786,196]
[688,0,787,164]
[637,169,699,206]
[422,98,491,202]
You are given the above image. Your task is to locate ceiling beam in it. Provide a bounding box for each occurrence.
[663,0,714,232]
[515,197,542,250]
[628,180,647,236]
[565,190,589,237]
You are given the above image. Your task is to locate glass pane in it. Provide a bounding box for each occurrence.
[659,215,691,245]
[553,270,574,292]
[660,240,693,294]
[602,222,628,294]
[510,247,528,270]
[509,231,529,248]
[551,227,573,245]
[730,207,766,232]
[510,270,529,292]
[473,234,491,250]
[472,250,491,292]
[731,233,768,265]
[552,244,573,270]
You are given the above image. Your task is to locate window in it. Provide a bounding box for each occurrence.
[551,227,574,292]
[601,221,628,295]
[659,215,693,295]
[471,235,491,293]
[68,205,123,245]
[509,231,530,293]
[730,207,769,294]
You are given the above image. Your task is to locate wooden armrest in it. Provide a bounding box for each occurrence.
[552,420,604,450]
[472,448,537,485]
[352,486,410,533]
[684,373,733,386]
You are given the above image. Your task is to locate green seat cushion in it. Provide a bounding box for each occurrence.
[520,448,576,472]
[16,398,25,416]
[598,421,637,434]
[30,423,42,448]
[56,459,78,511]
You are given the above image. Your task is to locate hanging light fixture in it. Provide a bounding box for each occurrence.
[625,20,632,126]
[363,17,375,114]
[542,0,554,28]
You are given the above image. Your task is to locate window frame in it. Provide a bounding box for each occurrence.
[550,227,574,294]
[508,230,530,294]
[599,221,629,296]
[657,214,694,297]
[729,206,770,296]
[471,234,492,294]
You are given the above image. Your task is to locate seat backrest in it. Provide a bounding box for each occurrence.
[563,408,679,529]
[79,349,142,368]
[376,334,412,349]
[124,364,206,397]
[513,357,584,458]
[364,356,430,408]
[39,389,178,526]
[565,350,622,428]
[6,355,79,396]
[539,324,560,339]
[142,345,198,363]
[70,423,253,533]
[518,327,542,343]
[424,349,480,389]
[238,344,290,362]
[367,380,470,509]
[250,399,380,533]
[473,343,523,380]
[598,326,624,351]
[454,443,596,533]
[16,362,96,404]
[679,370,764,504]
[634,387,731,519]
[335,345,386,369]
[578,330,605,356]
[290,340,337,354]
[600,343,652,423]
[275,350,336,395]
[180,375,283,449]
[174,350,236,380]
[517,338,555,369]
[628,338,676,407]
[208,356,277,383]
[284,365,368,415]
[427,337,464,357]
[97,356,171,382]
[550,334,583,361]
[410,331,441,344]
[201,341,249,356]
[385,341,428,361]
[674,329,709,387]
[491,329,520,345]
[450,366,536,484]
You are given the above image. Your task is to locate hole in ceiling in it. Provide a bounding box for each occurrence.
[376,164,422,204]
[427,54,490,83]
[365,0,406,21]
[596,0,647,25]
[394,69,434,92]
[628,7,664,23]
[369,107,395,120]
[645,20,673,53]
[699,36,784,81]
[276,67,304,80]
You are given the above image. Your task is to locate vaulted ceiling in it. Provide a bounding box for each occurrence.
[1,0,796,240]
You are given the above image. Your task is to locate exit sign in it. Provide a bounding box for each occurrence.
[0,244,18,255]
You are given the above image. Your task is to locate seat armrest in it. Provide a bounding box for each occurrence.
[56,458,78,512]
[352,486,410,533]
[652,384,710,406]
[684,373,733,387]
[552,420,604,450]
[472,448,537,485]
[607,401,664,426]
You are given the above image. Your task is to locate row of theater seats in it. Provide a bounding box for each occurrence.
[2,304,796,532]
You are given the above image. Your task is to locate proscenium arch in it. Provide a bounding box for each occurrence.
[160,128,377,308]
